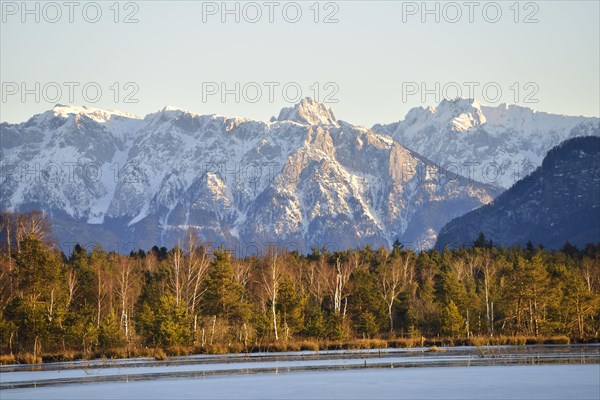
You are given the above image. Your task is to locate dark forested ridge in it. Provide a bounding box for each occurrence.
[1,211,599,363]
[436,136,600,249]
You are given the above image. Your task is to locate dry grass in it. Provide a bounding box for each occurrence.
[285,342,301,352]
[460,335,571,347]
[227,343,245,354]
[204,343,229,354]
[165,346,194,357]
[324,339,389,350]
[0,334,582,365]
[298,341,320,351]
[16,353,42,364]
[0,354,16,365]
[346,340,365,350]
[423,338,443,347]
[133,347,156,358]
[367,339,388,349]
[42,351,79,363]
[97,348,127,359]
[275,342,290,352]
[546,335,570,345]
[387,338,417,348]
[153,348,167,360]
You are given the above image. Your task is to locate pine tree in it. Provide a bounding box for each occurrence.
[349,269,386,337]
[440,300,463,337]
[12,237,64,353]
[202,248,250,324]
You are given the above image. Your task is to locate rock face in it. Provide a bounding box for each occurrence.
[435,136,600,250]
[1,99,499,253]
[373,98,599,189]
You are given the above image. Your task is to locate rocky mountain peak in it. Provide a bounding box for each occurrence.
[433,98,486,131]
[276,97,338,126]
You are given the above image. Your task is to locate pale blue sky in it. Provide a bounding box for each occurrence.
[1,1,599,126]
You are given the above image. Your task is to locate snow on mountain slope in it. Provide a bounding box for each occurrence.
[373,98,600,189]
[0,104,144,223]
[1,99,498,253]
[275,97,338,126]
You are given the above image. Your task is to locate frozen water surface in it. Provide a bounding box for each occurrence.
[1,345,598,399]
[2,364,599,400]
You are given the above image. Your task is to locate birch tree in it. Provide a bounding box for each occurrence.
[116,256,133,338]
[324,252,358,317]
[168,244,184,307]
[183,229,210,317]
[380,253,410,333]
[261,247,283,340]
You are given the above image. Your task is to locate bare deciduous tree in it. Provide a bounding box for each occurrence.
[380,253,411,334]
[169,244,184,307]
[581,256,600,293]
[183,229,210,318]
[17,211,51,248]
[232,258,252,288]
[116,257,133,338]
[323,252,359,317]
[0,211,15,271]
[66,266,78,308]
[261,247,283,340]
[93,258,108,328]
[472,251,498,336]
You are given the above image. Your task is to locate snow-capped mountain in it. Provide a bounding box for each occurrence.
[1,99,498,253]
[373,98,599,189]
[435,136,600,249]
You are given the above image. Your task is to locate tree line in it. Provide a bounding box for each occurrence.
[1,212,599,360]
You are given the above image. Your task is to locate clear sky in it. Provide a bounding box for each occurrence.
[1,1,599,126]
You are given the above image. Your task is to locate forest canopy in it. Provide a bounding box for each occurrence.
[1,211,599,361]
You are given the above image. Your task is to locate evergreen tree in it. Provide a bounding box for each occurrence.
[348,269,386,337]
[440,300,463,337]
[202,248,250,324]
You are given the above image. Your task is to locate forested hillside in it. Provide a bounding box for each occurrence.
[436,136,600,249]
[1,212,599,363]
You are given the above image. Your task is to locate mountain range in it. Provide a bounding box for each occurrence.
[373,98,599,188]
[1,98,598,253]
